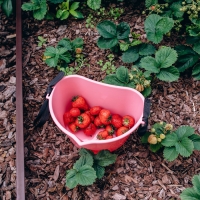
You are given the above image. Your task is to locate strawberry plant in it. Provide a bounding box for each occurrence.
[140,46,180,82]
[66,148,117,189]
[144,14,174,44]
[21,0,47,20]
[43,37,85,74]
[56,0,83,20]
[142,123,200,162]
[103,66,152,97]
[180,174,200,200]
[96,20,130,50]
[87,0,101,10]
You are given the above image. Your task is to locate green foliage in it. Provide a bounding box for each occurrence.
[21,0,47,20]
[180,174,200,200]
[144,14,174,44]
[37,36,47,47]
[145,0,158,8]
[122,43,156,63]
[175,44,200,80]
[103,66,152,97]
[66,149,117,189]
[161,126,200,161]
[87,0,101,10]
[56,0,83,20]
[43,37,84,74]
[1,0,13,17]
[48,0,64,3]
[140,46,179,82]
[96,20,130,49]
[97,54,116,75]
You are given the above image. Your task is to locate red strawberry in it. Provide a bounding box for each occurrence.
[99,109,112,125]
[72,95,89,111]
[94,116,105,128]
[97,130,109,140]
[69,108,81,117]
[68,122,79,133]
[105,125,115,135]
[85,111,95,122]
[122,115,135,128]
[63,111,75,125]
[90,106,102,115]
[106,135,113,140]
[116,126,129,137]
[111,114,123,129]
[83,123,97,136]
[75,113,91,129]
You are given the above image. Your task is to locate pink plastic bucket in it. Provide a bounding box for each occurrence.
[47,75,146,153]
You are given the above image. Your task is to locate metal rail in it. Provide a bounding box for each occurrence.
[16,0,25,199]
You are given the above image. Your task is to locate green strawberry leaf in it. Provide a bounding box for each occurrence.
[97,37,118,49]
[60,10,70,20]
[45,56,59,67]
[69,10,84,19]
[116,22,130,40]
[103,75,126,87]
[193,41,200,55]
[2,0,12,17]
[66,169,79,189]
[96,20,117,39]
[161,132,178,147]
[139,43,156,56]
[175,45,199,72]
[71,37,84,49]
[141,86,152,97]
[156,17,174,34]
[145,0,158,8]
[93,162,105,179]
[73,149,94,170]
[170,1,184,18]
[57,38,72,50]
[156,66,180,82]
[70,2,79,10]
[76,165,97,186]
[87,0,101,10]
[188,134,200,150]
[155,46,178,69]
[175,126,194,140]
[94,150,117,167]
[163,146,179,162]
[180,187,200,200]
[122,47,139,63]
[175,137,194,157]
[192,175,200,195]
[116,66,129,84]
[150,143,163,153]
[140,56,160,73]
[141,132,151,143]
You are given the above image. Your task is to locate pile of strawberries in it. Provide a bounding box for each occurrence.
[63,95,135,140]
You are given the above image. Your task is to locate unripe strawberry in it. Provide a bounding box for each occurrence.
[157,138,161,142]
[148,134,157,144]
[165,124,173,131]
[151,128,155,133]
[160,134,165,139]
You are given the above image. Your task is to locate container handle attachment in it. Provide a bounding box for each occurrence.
[33,72,65,127]
[137,98,151,136]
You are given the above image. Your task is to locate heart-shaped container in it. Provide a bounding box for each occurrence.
[47,75,149,153]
